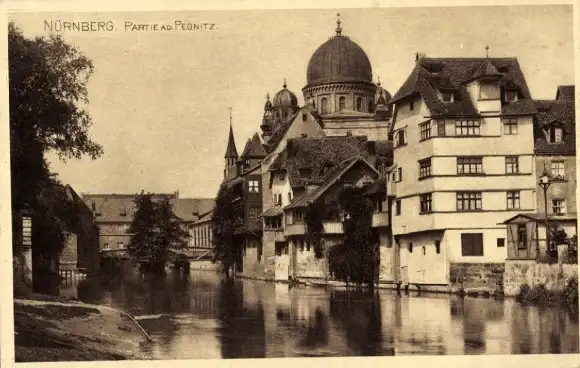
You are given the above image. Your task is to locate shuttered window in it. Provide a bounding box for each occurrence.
[461,233,484,256]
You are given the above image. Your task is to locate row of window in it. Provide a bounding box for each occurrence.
[394,192,567,215]
[319,96,374,114]
[396,234,511,258]
[272,192,293,206]
[415,157,566,179]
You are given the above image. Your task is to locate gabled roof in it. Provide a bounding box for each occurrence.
[391,57,535,118]
[556,85,575,101]
[241,133,267,158]
[173,198,215,222]
[285,156,379,209]
[224,123,238,159]
[269,135,370,188]
[533,98,575,155]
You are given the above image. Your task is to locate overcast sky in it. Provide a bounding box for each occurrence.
[9,5,574,199]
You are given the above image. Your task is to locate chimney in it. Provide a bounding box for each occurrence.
[415,52,426,62]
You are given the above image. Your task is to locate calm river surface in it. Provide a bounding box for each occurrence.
[61,269,578,358]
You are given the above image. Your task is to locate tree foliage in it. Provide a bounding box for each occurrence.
[9,22,102,266]
[305,201,325,258]
[127,192,190,274]
[211,184,239,280]
[328,186,378,287]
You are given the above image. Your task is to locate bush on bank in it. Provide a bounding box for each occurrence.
[517,276,578,311]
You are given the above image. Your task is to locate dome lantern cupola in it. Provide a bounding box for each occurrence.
[272,79,298,108]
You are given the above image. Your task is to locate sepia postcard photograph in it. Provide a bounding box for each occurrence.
[2,1,579,364]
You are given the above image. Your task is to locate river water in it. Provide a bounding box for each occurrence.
[60,269,578,358]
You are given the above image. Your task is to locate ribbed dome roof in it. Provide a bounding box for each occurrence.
[306,35,373,86]
[273,80,298,107]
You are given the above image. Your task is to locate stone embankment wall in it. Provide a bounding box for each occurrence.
[449,263,505,295]
[503,260,578,297]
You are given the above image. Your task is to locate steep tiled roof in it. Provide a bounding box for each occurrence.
[285,156,378,209]
[533,99,575,155]
[173,198,215,222]
[556,85,575,101]
[269,136,369,188]
[224,123,238,158]
[375,140,394,167]
[264,112,300,153]
[391,57,535,117]
[82,193,212,223]
[241,133,267,158]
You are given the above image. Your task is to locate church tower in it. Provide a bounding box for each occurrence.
[223,109,239,180]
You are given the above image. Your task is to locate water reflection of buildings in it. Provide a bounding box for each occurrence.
[63,271,578,358]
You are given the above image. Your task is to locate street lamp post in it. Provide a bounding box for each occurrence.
[538,170,552,259]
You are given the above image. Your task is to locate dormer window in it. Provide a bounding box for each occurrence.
[548,126,563,143]
[504,90,518,102]
[441,91,453,102]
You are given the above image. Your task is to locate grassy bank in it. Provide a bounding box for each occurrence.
[13,297,153,362]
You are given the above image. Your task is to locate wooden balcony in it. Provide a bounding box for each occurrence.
[284,221,344,237]
[371,211,389,228]
[284,223,306,236]
[323,221,344,234]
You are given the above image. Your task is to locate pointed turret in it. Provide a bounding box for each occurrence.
[224,109,239,180]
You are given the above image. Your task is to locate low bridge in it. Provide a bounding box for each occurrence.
[100,247,214,262]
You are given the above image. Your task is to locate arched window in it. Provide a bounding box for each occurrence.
[356,97,363,111]
[321,98,328,114]
[368,99,374,112]
[282,110,288,120]
[339,96,346,111]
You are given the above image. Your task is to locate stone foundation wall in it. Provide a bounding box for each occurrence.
[503,259,578,297]
[449,262,504,295]
[295,247,329,278]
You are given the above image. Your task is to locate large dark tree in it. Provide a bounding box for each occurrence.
[328,186,378,288]
[211,184,238,281]
[127,192,190,274]
[9,22,102,292]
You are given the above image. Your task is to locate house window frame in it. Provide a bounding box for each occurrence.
[479,83,500,100]
[455,120,481,136]
[551,161,565,179]
[497,238,505,248]
[419,121,432,140]
[552,199,566,215]
[248,180,260,193]
[456,191,483,211]
[548,126,564,143]
[436,120,446,136]
[457,156,483,175]
[419,193,432,213]
[440,91,453,102]
[395,199,401,216]
[419,158,432,178]
[395,129,407,147]
[503,118,518,135]
[506,190,521,210]
[461,233,484,256]
[505,156,519,174]
[517,224,527,250]
[504,90,519,102]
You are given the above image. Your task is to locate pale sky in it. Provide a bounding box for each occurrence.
[8,5,574,199]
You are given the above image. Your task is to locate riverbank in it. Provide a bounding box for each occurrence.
[14,295,153,362]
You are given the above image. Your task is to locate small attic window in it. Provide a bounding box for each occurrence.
[498,67,509,73]
[441,91,453,102]
[504,90,518,102]
[548,126,564,143]
[302,113,307,122]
